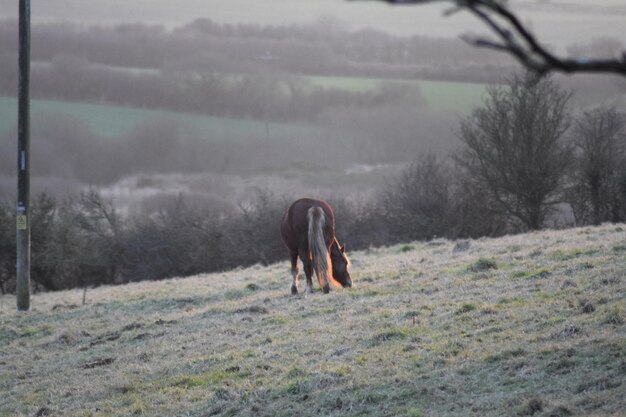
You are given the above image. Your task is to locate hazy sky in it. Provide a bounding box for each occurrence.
[0,0,624,48]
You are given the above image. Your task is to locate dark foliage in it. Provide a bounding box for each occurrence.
[381,154,455,241]
[566,107,626,225]
[0,190,288,291]
[457,72,573,230]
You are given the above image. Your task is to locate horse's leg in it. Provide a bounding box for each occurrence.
[301,254,314,294]
[290,251,299,295]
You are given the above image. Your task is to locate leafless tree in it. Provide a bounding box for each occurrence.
[73,190,125,285]
[234,189,288,265]
[382,154,455,240]
[568,107,626,225]
[450,169,510,237]
[365,0,626,77]
[30,193,60,291]
[457,72,572,230]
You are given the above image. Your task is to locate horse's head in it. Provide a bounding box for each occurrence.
[330,240,352,288]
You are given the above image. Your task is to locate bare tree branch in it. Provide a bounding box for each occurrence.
[356,0,626,77]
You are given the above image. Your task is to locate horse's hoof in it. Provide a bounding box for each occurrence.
[323,284,330,294]
[291,285,298,295]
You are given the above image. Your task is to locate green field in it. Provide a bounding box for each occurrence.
[1,224,625,417]
[309,76,488,113]
[0,78,485,139]
[225,74,487,113]
[0,96,318,139]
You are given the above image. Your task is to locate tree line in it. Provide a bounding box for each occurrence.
[384,73,626,238]
[0,19,621,126]
[0,190,298,294]
[0,56,429,124]
[1,73,624,294]
[0,17,519,123]
[0,18,513,79]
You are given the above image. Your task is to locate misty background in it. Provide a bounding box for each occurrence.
[0,1,625,291]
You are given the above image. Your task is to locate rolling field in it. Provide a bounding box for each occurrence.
[1,224,625,417]
[309,76,487,113]
[0,78,484,138]
[0,96,320,139]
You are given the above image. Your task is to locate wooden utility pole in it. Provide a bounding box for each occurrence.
[16,0,31,311]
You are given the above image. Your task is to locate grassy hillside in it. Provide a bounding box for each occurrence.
[1,224,625,417]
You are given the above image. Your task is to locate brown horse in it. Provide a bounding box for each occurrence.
[280,198,352,294]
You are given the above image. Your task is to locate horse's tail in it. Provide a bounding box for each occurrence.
[307,206,340,293]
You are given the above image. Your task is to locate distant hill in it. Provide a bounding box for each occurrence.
[2,223,624,416]
[0,0,624,46]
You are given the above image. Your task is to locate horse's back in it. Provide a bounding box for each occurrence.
[281,198,335,251]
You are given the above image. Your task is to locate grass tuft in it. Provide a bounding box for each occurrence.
[578,299,596,314]
[603,306,624,325]
[484,348,526,363]
[467,258,498,272]
[400,244,415,253]
[407,408,424,417]
[528,268,551,279]
[513,268,550,279]
[453,240,471,252]
[284,380,305,395]
[403,310,421,319]
[613,243,626,252]
[371,328,408,344]
[521,397,543,416]
[550,248,596,261]
[455,303,477,314]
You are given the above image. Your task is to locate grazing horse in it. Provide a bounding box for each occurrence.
[280,198,352,294]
